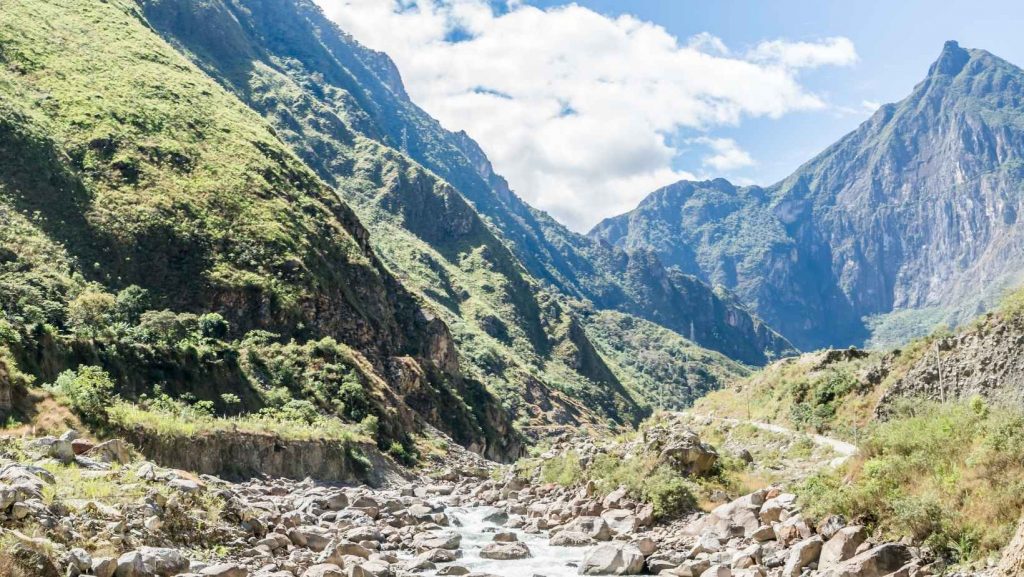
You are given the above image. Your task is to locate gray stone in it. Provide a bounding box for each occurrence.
[579,543,645,575]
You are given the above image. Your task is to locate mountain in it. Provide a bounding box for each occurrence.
[137,0,793,368]
[136,0,780,424]
[0,0,776,464]
[592,41,1024,350]
[0,0,519,458]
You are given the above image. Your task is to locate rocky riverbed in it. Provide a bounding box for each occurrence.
[0,419,964,577]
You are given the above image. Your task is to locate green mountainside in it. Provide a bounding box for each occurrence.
[0,0,519,459]
[0,0,766,462]
[138,0,793,368]
[137,0,768,425]
[593,42,1024,351]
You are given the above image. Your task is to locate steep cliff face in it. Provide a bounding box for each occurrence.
[139,0,793,367]
[877,304,1024,414]
[593,41,1024,350]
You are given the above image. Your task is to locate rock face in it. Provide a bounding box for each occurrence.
[998,517,1024,576]
[591,41,1024,350]
[877,310,1024,413]
[119,429,397,486]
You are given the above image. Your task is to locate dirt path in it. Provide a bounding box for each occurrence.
[693,413,859,466]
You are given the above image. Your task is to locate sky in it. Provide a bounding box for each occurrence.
[316,0,1024,231]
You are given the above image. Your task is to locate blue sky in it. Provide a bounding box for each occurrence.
[320,0,1024,230]
[528,0,1024,185]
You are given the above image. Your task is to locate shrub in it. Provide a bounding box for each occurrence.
[198,313,230,339]
[387,441,417,465]
[131,310,197,345]
[588,453,697,520]
[48,366,116,421]
[800,401,1024,563]
[540,451,583,486]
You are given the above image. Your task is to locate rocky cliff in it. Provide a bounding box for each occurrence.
[592,41,1024,350]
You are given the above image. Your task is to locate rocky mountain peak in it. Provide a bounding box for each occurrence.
[928,40,971,77]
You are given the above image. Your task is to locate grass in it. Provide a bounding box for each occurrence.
[799,399,1024,565]
[106,401,367,443]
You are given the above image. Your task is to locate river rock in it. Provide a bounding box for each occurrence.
[301,564,345,577]
[199,564,248,577]
[492,531,518,543]
[782,536,822,577]
[561,516,613,541]
[413,530,461,551]
[820,526,868,568]
[550,531,595,547]
[819,543,912,577]
[480,541,531,560]
[579,543,645,575]
[115,547,189,577]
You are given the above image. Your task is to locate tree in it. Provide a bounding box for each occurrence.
[67,291,116,337]
[114,285,150,324]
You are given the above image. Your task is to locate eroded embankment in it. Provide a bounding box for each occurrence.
[116,426,408,487]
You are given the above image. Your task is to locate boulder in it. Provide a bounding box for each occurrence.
[93,557,117,577]
[561,516,614,541]
[820,526,868,569]
[301,564,345,577]
[603,486,629,509]
[85,439,132,465]
[773,515,812,546]
[643,426,718,476]
[550,531,595,547]
[816,515,847,540]
[289,527,332,552]
[600,509,637,535]
[820,543,912,577]
[998,517,1024,576]
[699,566,731,577]
[480,541,531,560]
[579,543,645,575]
[199,564,248,577]
[492,531,518,543]
[695,493,763,539]
[413,530,461,551]
[782,536,822,577]
[115,548,189,577]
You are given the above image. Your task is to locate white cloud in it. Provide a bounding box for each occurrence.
[315,0,857,231]
[691,137,756,171]
[747,37,858,69]
[862,99,882,112]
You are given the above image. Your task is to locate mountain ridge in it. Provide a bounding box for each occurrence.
[591,40,1024,350]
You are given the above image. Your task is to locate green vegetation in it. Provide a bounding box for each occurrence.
[695,351,882,439]
[588,453,699,519]
[800,399,1024,563]
[46,366,115,423]
[106,398,367,443]
[582,309,750,409]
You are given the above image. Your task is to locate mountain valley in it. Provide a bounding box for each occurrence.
[1,1,1024,576]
